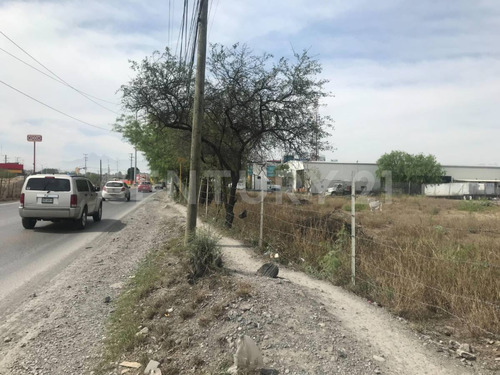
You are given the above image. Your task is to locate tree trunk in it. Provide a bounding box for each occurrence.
[224,172,240,228]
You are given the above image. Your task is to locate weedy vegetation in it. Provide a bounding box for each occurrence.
[205,192,500,337]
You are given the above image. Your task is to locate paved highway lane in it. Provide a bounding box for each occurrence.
[0,190,157,314]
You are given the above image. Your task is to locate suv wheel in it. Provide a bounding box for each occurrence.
[76,207,87,230]
[126,193,130,201]
[22,218,36,229]
[93,203,102,222]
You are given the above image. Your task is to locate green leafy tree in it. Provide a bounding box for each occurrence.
[114,116,191,182]
[376,151,444,184]
[118,44,333,227]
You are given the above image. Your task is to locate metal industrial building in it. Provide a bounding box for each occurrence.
[277,161,500,194]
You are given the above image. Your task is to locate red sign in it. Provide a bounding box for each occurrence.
[27,134,42,142]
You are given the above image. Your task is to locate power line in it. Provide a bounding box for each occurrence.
[0,78,111,132]
[0,31,120,110]
[0,46,120,116]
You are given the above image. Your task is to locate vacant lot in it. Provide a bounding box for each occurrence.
[205,193,500,338]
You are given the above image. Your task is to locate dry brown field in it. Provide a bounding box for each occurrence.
[205,193,500,338]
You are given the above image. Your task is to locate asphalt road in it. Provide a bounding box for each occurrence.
[0,190,156,316]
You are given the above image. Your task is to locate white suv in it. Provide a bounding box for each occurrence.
[19,174,103,230]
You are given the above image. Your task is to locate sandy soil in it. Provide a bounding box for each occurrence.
[0,191,496,375]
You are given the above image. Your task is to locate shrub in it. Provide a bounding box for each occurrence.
[187,230,223,280]
[319,225,350,284]
[457,200,493,212]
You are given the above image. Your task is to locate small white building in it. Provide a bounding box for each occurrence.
[286,161,381,194]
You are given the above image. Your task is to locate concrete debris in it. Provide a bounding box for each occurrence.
[373,355,386,362]
[119,361,142,368]
[228,335,264,373]
[144,359,160,374]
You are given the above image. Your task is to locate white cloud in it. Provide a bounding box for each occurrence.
[1,0,500,173]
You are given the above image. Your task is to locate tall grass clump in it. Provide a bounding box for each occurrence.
[187,230,223,280]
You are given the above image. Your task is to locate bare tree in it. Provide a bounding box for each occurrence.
[118,44,333,227]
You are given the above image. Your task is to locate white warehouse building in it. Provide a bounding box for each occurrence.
[281,161,500,195]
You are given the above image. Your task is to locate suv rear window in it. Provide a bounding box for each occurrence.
[106,182,124,187]
[26,178,71,192]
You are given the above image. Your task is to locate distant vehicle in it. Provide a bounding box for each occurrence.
[154,183,163,190]
[19,174,102,230]
[269,184,281,191]
[325,182,350,196]
[424,182,496,199]
[138,181,153,193]
[102,181,130,201]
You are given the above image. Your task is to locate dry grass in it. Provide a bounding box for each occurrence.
[206,193,500,337]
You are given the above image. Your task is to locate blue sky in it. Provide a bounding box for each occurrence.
[1,0,499,174]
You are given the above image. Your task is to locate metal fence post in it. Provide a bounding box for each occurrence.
[259,177,264,248]
[351,172,356,286]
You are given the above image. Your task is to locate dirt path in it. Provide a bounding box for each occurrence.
[169,201,486,375]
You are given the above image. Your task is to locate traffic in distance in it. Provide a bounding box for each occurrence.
[18,174,159,230]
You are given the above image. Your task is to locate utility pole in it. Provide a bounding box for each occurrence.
[185,0,208,244]
[83,154,88,176]
[129,153,133,181]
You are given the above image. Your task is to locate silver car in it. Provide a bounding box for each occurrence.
[19,174,102,230]
[102,180,131,201]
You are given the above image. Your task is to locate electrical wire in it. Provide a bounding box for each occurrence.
[0,30,120,110]
[0,79,111,132]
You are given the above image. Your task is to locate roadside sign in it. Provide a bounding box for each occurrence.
[27,134,43,174]
[27,134,43,142]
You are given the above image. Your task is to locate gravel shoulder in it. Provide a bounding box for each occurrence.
[0,192,495,374]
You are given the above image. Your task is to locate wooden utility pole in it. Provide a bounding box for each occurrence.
[185,0,208,244]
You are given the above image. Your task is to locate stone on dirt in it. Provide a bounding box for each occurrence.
[136,327,149,336]
[459,343,473,353]
[144,359,160,374]
[260,369,279,374]
[228,335,264,373]
[457,349,476,361]
[119,361,142,368]
[256,263,279,278]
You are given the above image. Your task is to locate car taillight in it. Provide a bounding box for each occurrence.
[121,187,125,191]
[20,193,24,208]
[103,186,107,191]
[70,194,77,208]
